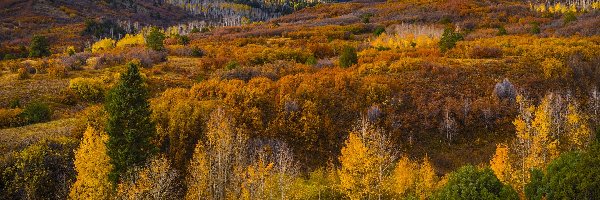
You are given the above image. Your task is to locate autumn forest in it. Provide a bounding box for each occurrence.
[0,0,599,199]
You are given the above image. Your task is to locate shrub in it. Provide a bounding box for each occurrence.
[90,53,124,69]
[1,137,77,199]
[146,27,166,51]
[0,108,24,128]
[497,26,507,36]
[48,66,68,78]
[433,165,519,200]
[226,61,239,70]
[21,102,52,124]
[339,46,357,68]
[116,34,145,48]
[539,145,600,199]
[176,34,190,45]
[69,77,105,102]
[439,27,463,52]
[563,12,577,25]
[530,22,541,34]
[360,13,373,23]
[494,78,516,102]
[17,67,30,79]
[470,46,503,59]
[33,59,52,74]
[29,35,51,58]
[124,48,167,68]
[66,46,76,56]
[542,57,570,79]
[373,27,385,36]
[57,88,77,106]
[191,47,204,57]
[305,55,317,66]
[9,99,20,108]
[2,60,23,73]
[166,45,192,57]
[92,38,116,53]
[61,52,90,70]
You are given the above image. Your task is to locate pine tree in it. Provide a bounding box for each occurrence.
[70,126,113,200]
[438,27,463,52]
[105,62,157,184]
[29,35,51,58]
[146,27,166,51]
[339,45,358,68]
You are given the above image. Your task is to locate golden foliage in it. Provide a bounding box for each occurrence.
[541,57,570,79]
[117,155,181,200]
[0,108,24,128]
[416,156,437,200]
[69,126,113,200]
[116,34,145,48]
[92,38,116,53]
[69,77,106,102]
[338,132,379,200]
[391,156,417,196]
[371,33,438,50]
[185,143,210,200]
[565,104,592,150]
[490,144,511,184]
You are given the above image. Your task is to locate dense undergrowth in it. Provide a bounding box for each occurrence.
[0,0,599,199]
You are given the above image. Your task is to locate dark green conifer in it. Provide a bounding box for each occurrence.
[105,62,157,184]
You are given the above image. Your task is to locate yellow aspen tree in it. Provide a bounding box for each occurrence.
[339,117,396,199]
[490,144,511,185]
[186,108,248,200]
[530,98,559,169]
[241,156,274,200]
[391,156,417,197]
[338,132,379,200]
[416,155,437,200]
[117,155,181,200]
[565,104,592,150]
[185,143,210,200]
[512,95,532,187]
[69,126,113,200]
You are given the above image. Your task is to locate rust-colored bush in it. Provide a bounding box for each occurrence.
[0,108,24,128]
[469,46,502,59]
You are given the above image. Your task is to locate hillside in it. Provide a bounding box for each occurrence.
[1,0,600,199]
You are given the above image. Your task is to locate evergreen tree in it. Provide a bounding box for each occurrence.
[146,27,166,51]
[433,165,519,200]
[339,46,357,68]
[438,27,463,52]
[29,35,51,58]
[105,62,157,184]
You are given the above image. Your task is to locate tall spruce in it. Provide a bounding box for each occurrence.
[105,62,157,184]
[145,27,165,51]
[29,35,51,58]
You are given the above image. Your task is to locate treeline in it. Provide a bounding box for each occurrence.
[162,0,328,26]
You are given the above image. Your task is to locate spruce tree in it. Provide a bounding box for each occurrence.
[145,27,165,51]
[29,35,51,58]
[105,62,157,184]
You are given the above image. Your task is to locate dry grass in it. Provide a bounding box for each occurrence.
[0,118,81,153]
